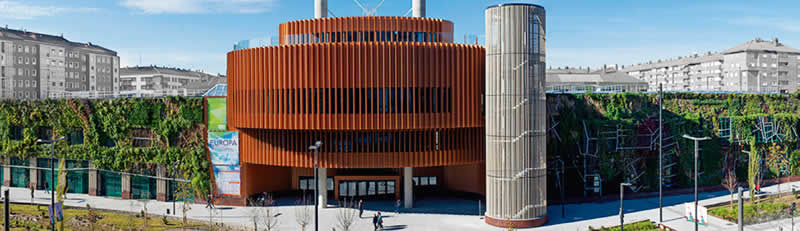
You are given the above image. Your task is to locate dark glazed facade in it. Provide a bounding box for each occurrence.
[227,16,485,199]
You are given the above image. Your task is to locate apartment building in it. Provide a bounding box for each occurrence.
[120,66,225,97]
[619,38,800,92]
[0,26,119,99]
[546,67,648,93]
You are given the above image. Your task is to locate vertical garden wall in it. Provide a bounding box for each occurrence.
[547,92,800,200]
[0,97,209,196]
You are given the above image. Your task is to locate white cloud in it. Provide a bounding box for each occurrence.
[121,0,276,14]
[0,1,97,20]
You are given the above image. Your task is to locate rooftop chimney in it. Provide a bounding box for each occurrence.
[413,0,425,17]
[315,0,327,18]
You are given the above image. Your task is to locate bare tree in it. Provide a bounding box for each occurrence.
[261,206,280,231]
[139,191,152,230]
[295,196,312,231]
[721,150,739,209]
[722,168,738,209]
[247,198,261,231]
[336,197,358,231]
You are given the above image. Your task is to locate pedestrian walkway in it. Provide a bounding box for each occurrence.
[0,182,796,230]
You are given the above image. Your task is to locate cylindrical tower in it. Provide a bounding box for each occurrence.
[484,3,547,228]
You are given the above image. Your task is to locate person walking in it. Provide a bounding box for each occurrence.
[206,194,215,209]
[377,212,384,230]
[372,213,378,231]
[358,200,364,218]
[29,184,35,203]
[395,199,401,214]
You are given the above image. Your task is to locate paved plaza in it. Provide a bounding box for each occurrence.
[1,182,799,230]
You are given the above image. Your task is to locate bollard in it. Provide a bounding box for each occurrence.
[4,189,9,231]
[738,187,743,231]
[478,200,481,216]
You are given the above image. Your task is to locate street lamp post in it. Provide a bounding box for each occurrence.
[172,160,180,215]
[308,141,323,231]
[37,136,65,231]
[683,134,710,231]
[620,182,631,231]
[658,83,663,223]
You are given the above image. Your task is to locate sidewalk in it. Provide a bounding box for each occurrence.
[0,182,797,230]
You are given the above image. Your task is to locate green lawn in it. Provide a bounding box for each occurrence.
[588,220,658,231]
[708,193,794,224]
[0,203,207,230]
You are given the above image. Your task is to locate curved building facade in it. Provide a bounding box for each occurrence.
[484,4,548,228]
[227,16,485,206]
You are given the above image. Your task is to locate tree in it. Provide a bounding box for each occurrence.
[261,206,280,231]
[295,196,312,231]
[765,143,790,193]
[336,197,358,231]
[139,191,151,230]
[722,167,738,209]
[747,141,761,204]
[247,198,261,231]
[721,147,740,209]
[174,181,194,226]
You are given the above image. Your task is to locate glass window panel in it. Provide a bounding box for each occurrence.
[300,179,307,190]
[359,181,367,196]
[430,176,437,185]
[378,181,386,194]
[368,182,376,195]
[340,182,347,196]
[421,177,429,186]
[413,177,419,186]
[328,178,334,191]
[387,181,395,194]
[348,182,357,197]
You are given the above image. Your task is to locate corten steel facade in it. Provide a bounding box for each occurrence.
[227,16,485,204]
[485,3,548,228]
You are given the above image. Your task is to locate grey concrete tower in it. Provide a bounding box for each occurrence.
[484,3,547,228]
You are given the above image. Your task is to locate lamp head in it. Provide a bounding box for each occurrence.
[308,140,323,150]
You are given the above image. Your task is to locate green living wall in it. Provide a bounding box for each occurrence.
[548,92,800,200]
[0,97,209,196]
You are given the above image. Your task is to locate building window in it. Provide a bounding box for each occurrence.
[10,127,23,140]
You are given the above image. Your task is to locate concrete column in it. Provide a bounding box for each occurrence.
[318,168,327,209]
[403,167,413,208]
[88,161,98,196]
[121,173,131,199]
[314,0,327,19]
[29,158,37,189]
[2,158,9,187]
[156,165,167,201]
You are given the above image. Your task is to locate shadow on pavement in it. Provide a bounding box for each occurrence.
[381,225,408,230]
[267,196,485,216]
[539,189,731,227]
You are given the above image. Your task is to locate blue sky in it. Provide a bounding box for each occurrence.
[2,0,798,75]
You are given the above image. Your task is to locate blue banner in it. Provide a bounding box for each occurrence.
[208,131,239,166]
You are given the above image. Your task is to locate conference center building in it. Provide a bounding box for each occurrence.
[226,1,485,211]
[226,0,548,228]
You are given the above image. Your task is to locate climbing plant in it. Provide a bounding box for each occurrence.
[548,93,800,200]
[0,97,209,196]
